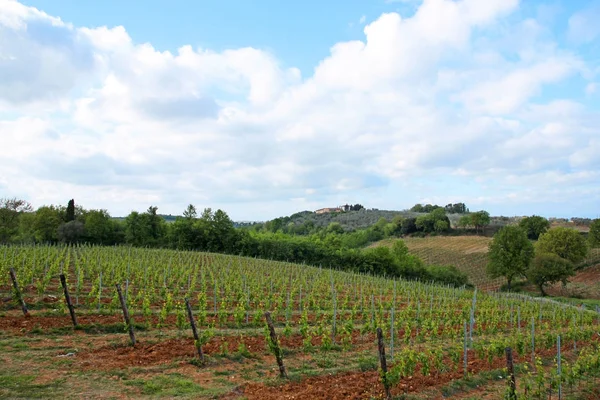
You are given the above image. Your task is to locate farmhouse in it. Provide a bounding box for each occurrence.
[315,207,343,214]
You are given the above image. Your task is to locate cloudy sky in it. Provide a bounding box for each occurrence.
[1,0,599,221]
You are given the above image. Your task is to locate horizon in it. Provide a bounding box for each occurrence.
[2,0,599,221]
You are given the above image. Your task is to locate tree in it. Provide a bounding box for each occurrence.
[400,217,417,235]
[527,253,575,296]
[84,209,116,245]
[58,220,85,243]
[589,219,600,248]
[518,215,550,240]
[65,199,75,222]
[457,214,471,230]
[536,227,588,264]
[326,222,344,235]
[0,198,33,243]
[183,204,197,220]
[415,208,450,233]
[470,211,490,234]
[33,206,63,243]
[487,226,534,289]
[410,204,424,213]
[444,203,468,214]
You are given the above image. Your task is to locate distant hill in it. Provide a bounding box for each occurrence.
[266,209,420,231]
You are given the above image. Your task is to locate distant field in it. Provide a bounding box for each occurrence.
[373,236,504,291]
[374,236,600,293]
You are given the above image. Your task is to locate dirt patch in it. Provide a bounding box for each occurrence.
[543,264,600,299]
[0,314,124,332]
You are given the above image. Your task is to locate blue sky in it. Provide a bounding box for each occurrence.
[1,0,600,220]
[19,0,419,73]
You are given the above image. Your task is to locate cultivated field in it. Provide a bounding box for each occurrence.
[1,245,600,399]
[375,236,600,293]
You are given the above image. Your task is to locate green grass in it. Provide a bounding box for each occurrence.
[125,373,209,397]
[0,374,65,399]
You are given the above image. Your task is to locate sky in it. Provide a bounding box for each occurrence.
[1,0,599,221]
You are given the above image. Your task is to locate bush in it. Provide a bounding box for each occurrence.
[426,265,471,288]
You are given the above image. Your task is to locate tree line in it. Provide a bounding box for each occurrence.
[0,198,470,287]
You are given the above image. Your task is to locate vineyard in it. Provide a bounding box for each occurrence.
[375,236,600,293]
[1,244,600,399]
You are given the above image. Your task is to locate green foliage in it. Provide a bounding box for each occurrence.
[527,253,575,296]
[518,215,550,240]
[469,210,491,234]
[0,198,33,243]
[426,265,470,288]
[589,219,600,248]
[65,199,75,222]
[487,226,534,289]
[33,206,63,243]
[536,227,588,264]
[57,221,85,243]
[415,208,450,233]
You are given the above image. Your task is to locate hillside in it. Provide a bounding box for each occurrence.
[2,245,600,398]
[372,236,503,291]
[373,236,600,293]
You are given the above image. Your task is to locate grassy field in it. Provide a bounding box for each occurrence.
[2,245,600,399]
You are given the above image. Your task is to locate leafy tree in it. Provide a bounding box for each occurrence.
[470,211,490,234]
[58,220,85,243]
[589,219,600,248]
[487,226,534,289]
[124,211,146,246]
[0,198,33,243]
[84,209,117,245]
[527,253,575,296]
[444,203,468,214]
[410,204,425,213]
[457,214,471,230]
[415,208,450,233]
[401,217,417,235]
[434,219,449,232]
[518,215,550,240]
[326,222,344,235]
[351,204,364,211]
[183,204,197,219]
[65,199,75,222]
[536,227,588,264]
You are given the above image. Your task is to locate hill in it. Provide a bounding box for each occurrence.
[373,236,600,293]
[2,245,600,398]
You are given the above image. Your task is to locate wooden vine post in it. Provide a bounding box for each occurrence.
[59,274,78,328]
[9,268,28,316]
[376,327,392,400]
[505,347,516,400]
[116,284,136,346]
[185,298,205,364]
[264,311,287,379]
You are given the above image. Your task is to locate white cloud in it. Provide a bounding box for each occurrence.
[0,0,598,219]
[568,3,600,44]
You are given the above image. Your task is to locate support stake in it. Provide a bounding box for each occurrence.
[264,311,287,379]
[505,347,516,400]
[60,274,77,328]
[376,327,392,400]
[185,298,205,364]
[9,268,28,316]
[116,284,136,346]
